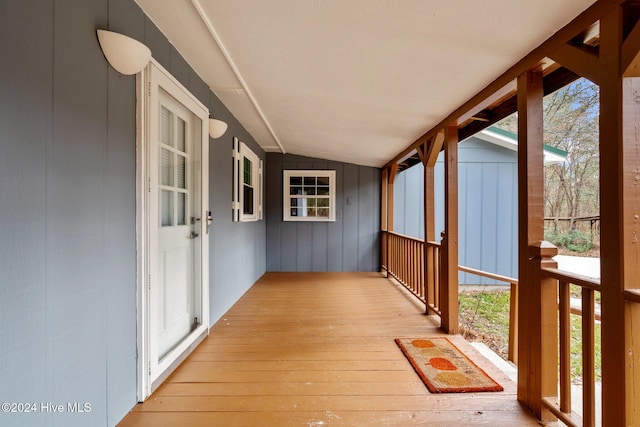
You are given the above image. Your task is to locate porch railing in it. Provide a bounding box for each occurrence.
[540,263,601,427]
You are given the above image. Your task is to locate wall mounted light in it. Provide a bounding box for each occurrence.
[209,118,228,139]
[97,30,151,75]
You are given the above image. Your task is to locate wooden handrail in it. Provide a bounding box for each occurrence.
[541,267,600,291]
[458,265,517,285]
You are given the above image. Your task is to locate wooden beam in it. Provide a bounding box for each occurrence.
[548,43,601,84]
[441,126,458,334]
[622,15,640,76]
[516,66,552,420]
[599,5,640,425]
[425,130,444,167]
[384,0,620,170]
[458,67,580,141]
[416,141,428,165]
[455,81,516,125]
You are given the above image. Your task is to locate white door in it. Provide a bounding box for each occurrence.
[155,91,199,359]
[139,61,209,397]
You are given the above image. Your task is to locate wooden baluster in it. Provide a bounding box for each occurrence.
[582,287,595,427]
[559,280,571,414]
[508,280,518,365]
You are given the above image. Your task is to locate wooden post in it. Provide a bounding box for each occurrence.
[516,65,552,419]
[441,126,458,334]
[600,5,640,425]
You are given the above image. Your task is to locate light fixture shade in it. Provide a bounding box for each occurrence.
[97,30,151,75]
[209,118,228,139]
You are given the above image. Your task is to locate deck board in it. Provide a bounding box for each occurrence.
[118,272,541,426]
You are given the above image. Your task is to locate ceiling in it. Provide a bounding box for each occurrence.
[135,0,596,167]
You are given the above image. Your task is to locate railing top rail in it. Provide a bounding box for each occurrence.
[458,265,518,285]
[541,267,601,291]
[426,240,441,247]
[386,230,426,244]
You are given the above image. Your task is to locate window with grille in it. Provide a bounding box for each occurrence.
[283,170,336,222]
[233,138,262,222]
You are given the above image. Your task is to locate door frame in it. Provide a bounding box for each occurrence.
[135,59,210,401]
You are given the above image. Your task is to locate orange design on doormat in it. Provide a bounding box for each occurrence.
[429,357,457,370]
[411,339,435,348]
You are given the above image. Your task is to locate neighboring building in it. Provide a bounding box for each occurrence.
[393,127,567,284]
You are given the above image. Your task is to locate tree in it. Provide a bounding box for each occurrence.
[497,78,600,232]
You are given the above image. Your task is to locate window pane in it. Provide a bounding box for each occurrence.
[317,208,329,218]
[244,157,252,185]
[161,148,174,186]
[177,192,186,225]
[306,208,316,217]
[317,176,329,186]
[161,106,173,147]
[290,207,302,217]
[176,117,186,152]
[290,198,300,208]
[243,185,254,215]
[304,187,316,195]
[304,177,316,186]
[177,155,186,189]
[317,186,330,195]
[307,198,316,207]
[161,190,173,226]
[317,198,329,207]
[290,176,302,186]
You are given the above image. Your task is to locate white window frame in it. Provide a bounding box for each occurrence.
[283,170,336,222]
[233,138,262,222]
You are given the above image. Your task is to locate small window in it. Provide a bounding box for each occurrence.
[283,170,336,222]
[233,138,262,222]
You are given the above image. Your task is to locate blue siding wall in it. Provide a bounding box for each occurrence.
[0,1,265,425]
[393,138,518,284]
[266,154,380,272]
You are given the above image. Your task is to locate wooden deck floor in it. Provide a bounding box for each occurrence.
[118,272,542,426]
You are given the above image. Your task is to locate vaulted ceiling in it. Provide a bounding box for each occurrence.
[136,0,596,167]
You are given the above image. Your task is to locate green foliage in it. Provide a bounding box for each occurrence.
[459,290,602,383]
[545,229,593,253]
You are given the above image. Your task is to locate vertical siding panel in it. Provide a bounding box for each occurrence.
[394,170,406,235]
[481,164,499,284]
[169,46,191,90]
[106,0,144,422]
[327,163,344,270]
[405,165,423,239]
[266,155,282,271]
[357,166,375,271]
[0,1,52,422]
[343,163,359,271]
[51,0,108,424]
[143,17,171,67]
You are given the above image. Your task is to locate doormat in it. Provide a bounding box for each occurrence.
[395,338,503,393]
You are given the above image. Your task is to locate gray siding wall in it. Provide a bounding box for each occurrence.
[0,1,265,426]
[266,154,380,272]
[393,138,518,284]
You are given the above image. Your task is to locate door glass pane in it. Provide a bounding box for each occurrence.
[177,192,186,226]
[177,155,186,189]
[161,106,174,147]
[177,117,186,152]
[161,148,174,186]
[161,190,174,226]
